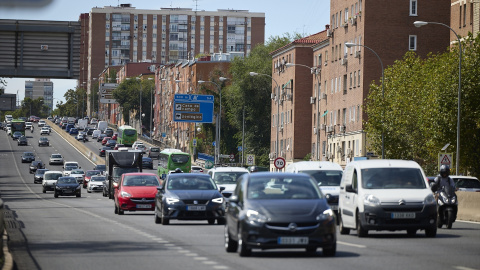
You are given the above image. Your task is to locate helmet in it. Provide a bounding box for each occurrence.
[174,168,183,173]
[439,165,450,177]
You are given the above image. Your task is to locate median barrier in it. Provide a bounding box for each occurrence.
[46,120,105,166]
[457,191,480,222]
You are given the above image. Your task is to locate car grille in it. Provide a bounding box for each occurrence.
[130,198,155,203]
[182,200,208,205]
[179,211,215,218]
[382,206,424,212]
[265,222,320,235]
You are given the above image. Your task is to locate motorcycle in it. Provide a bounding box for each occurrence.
[436,184,458,229]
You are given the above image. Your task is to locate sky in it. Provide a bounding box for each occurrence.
[0,0,330,108]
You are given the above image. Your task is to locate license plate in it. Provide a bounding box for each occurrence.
[330,205,338,210]
[391,212,416,219]
[187,205,206,211]
[136,204,152,209]
[278,237,309,245]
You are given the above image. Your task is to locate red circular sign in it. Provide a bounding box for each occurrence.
[274,157,286,169]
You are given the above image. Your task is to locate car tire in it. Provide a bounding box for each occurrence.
[87,190,91,193]
[306,247,317,254]
[323,243,336,257]
[425,226,437,238]
[356,212,368,238]
[118,208,124,215]
[217,218,226,225]
[42,187,46,193]
[407,229,416,236]
[224,225,238,252]
[76,193,81,198]
[54,192,58,198]
[114,204,119,214]
[237,226,251,257]
[161,209,169,225]
[208,219,215,225]
[339,213,350,235]
[154,209,162,224]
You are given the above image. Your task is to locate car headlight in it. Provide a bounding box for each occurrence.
[76,186,81,190]
[211,197,224,204]
[440,192,449,202]
[316,208,334,221]
[424,194,436,205]
[166,197,179,204]
[55,185,61,190]
[363,194,381,206]
[120,191,132,198]
[246,209,268,225]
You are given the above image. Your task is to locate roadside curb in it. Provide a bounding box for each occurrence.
[2,230,13,270]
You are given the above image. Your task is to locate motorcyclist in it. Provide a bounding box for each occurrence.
[83,134,87,143]
[173,168,183,173]
[31,125,34,133]
[433,165,455,192]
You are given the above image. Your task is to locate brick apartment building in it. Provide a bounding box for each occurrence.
[450,0,480,41]
[269,31,328,171]
[155,55,231,152]
[80,4,265,117]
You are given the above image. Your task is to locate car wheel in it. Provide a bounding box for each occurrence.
[114,204,119,214]
[208,219,215,225]
[154,209,162,224]
[42,187,46,193]
[339,213,350,235]
[217,218,226,225]
[425,226,437,238]
[306,247,317,254]
[87,190,91,193]
[407,229,416,236]
[118,208,124,215]
[102,190,107,197]
[76,192,81,198]
[323,242,336,257]
[224,225,238,252]
[237,226,251,257]
[54,192,58,198]
[356,212,368,237]
[437,217,443,228]
[161,208,169,225]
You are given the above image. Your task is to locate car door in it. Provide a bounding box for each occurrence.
[227,176,245,239]
[340,165,358,228]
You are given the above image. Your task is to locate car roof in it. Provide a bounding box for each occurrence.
[45,170,63,174]
[346,159,421,169]
[450,175,479,180]
[64,161,79,164]
[123,172,157,176]
[286,161,343,171]
[209,167,249,173]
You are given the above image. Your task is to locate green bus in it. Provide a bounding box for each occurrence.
[157,149,191,178]
[117,125,137,146]
[11,119,26,137]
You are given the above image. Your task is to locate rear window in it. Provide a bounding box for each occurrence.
[171,154,189,164]
[361,168,426,189]
[45,173,62,180]
[299,170,342,187]
[150,148,160,152]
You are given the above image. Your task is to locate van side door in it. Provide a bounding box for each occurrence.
[340,165,358,228]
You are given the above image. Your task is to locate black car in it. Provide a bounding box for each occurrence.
[105,139,117,148]
[34,169,49,184]
[97,134,107,142]
[12,131,22,140]
[224,172,337,257]
[30,161,45,174]
[142,157,154,169]
[93,164,106,173]
[38,137,50,147]
[154,173,225,225]
[87,128,95,135]
[104,128,114,137]
[99,146,110,157]
[21,152,35,163]
[54,176,81,198]
[17,136,28,146]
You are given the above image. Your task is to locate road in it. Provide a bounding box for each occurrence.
[0,124,479,270]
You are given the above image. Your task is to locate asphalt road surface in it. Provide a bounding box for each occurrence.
[0,124,479,270]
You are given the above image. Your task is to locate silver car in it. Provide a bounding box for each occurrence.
[49,154,64,165]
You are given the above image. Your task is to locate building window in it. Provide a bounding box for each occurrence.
[409,35,417,51]
[471,3,474,25]
[349,73,353,88]
[353,71,357,87]
[410,0,417,16]
[459,5,462,28]
[358,70,361,87]
[463,4,467,27]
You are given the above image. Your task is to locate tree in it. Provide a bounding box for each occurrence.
[365,32,480,175]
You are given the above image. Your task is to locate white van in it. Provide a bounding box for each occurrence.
[208,167,249,198]
[96,121,108,132]
[285,161,343,215]
[92,129,102,139]
[338,159,437,238]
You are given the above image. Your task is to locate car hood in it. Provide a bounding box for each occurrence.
[122,186,158,197]
[167,190,221,200]
[70,174,84,178]
[363,189,431,203]
[246,199,328,220]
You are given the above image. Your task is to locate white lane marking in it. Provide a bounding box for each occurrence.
[177,250,190,253]
[337,241,367,248]
[456,220,480,225]
[185,253,198,256]
[454,267,478,270]
[164,243,175,246]
[193,257,208,261]
[202,261,217,265]
[213,266,229,269]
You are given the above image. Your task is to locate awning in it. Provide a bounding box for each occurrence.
[321,110,328,117]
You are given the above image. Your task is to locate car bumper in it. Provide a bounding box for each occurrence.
[39,143,49,146]
[43,183,56,191]
[55,188,81,196]
[18,142,28,145]
[87,185,103,192]
[34,177,43,183]
[118,197,155,211]
[49,160,63,164]
[360,204,437,230]
[161,202,225,220]
[240,219,336,250]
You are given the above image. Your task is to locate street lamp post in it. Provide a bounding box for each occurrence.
[249,72,280,170]
[414,21,462,174]
[198,77,228,165]
[345,42,385,159]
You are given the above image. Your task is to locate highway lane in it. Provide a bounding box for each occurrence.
[1,124,480,270]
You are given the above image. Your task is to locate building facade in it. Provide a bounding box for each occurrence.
[82,4,265,116]
[24,78,54,112]
[450,0,480,41]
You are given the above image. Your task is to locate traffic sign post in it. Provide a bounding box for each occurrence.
[173,94,214,123]
[438,153,453,171]
[274,157,286,170]
[99,83,118,104]
[246,154,255,166]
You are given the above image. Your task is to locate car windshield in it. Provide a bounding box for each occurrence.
[167,175,216,190]
[123,175,160,186]
[214,172,248,184]
[51,154,62,158]
[456,179,480,189]
[86,171,100,177]
[14,132,22,135]
[36,169,48,175]
[112,167,139,178]
[24,153,34,156]
[71,170,84,175]
[95,165,106,171]
[90,177,105,182]
[171,154,189,164]
[247,176,321,200]
[299,170,343,187]
[361,168,427,189]
[40,138,48,141]
[58,177,77,184]
[44,173,62,180]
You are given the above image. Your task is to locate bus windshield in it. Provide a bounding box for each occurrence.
[171,154,189,164]
[124,129,136,136]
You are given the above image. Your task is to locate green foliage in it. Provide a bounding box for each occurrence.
[303,153,312,161]
[54,87,87,117]
[17,97,50,118]
[365,32,480,175]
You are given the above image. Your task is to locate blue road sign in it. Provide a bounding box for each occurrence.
[173,94,214,123]
[238,146,242,151]
[212,141,216,146]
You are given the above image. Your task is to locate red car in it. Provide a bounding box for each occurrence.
[112,133,118,140]
[83,170,102,188]
[101,136,111,145]
[114,173,162,215]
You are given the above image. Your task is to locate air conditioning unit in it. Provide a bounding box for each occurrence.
[354,51,361,58]
[279,125,284,132]
[320,124,326,130]
[324,61,328,66]
[347,148,352,156]
[286,94,292,101]
[274,62,278,70]
[326,125,334,132]
[280,151,285,157]
[351,17,357,26]
[340,125,346,132]
[271,93,275,100]
[321,93,328,100]
[341,58,348,66]
[313,127,317,134]
[310,96,316,104]
[336,145,342,153]
[327,29,333,37]
[325,152,332,159]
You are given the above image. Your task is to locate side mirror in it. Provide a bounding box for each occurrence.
[228,195,239,203]
[219,186,226,192]
[345,184,356,193]
[157,186,164,192]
